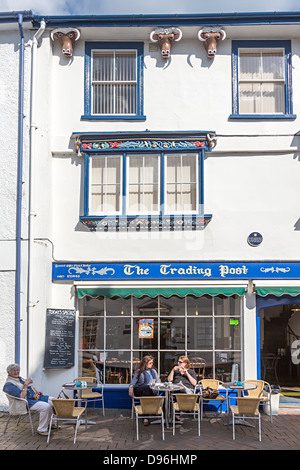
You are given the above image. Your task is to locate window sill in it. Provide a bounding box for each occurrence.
[81,114,147,121]
[80,214,212,231]
[229,114,296,120]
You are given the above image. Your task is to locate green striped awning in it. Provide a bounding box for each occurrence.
[77,287,246,299]
[256,287,300,297]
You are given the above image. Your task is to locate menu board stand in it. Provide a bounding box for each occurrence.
[44,308,75,369]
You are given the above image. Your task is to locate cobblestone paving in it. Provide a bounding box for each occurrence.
[0,406,299,451]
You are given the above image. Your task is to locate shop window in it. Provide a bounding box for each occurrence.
[231,40,295,119]
[83,42,145,121]
[78,294,242,384]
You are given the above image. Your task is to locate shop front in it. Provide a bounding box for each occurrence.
[51,260,300,407]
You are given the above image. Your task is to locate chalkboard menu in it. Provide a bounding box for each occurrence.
[44,309,76,368]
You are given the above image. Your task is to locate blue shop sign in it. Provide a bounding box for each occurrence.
[52,261,300,281]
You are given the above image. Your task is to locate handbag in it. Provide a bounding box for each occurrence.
[202,386,219,399]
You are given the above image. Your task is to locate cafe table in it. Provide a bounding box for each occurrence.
[61,382,102,425]
[150,383,183,428]
[221,382,257,427]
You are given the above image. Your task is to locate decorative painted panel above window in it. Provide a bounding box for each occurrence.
[75,131,214,231]
[82,42,145,121]
[231,40,295,119]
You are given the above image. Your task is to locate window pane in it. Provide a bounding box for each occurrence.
[215,351,241,382]
[190,352,213,380]
[160,317,185,349]
[93,52,114,81]
[115,51,136,81]
[187,317,213,349]
[133,318,158,349]
[128,154,160,213]
[160,351,185,381]
[215,296,241,316]
[133,296,159,317]
[262,50,284,79]
[115,84,136,114]
[90,156,121,213]
[106,351,131,384]
[239,82,261,114]
[239,51,261,79]
[79,317,104,350]
[106,297,131,316]
[215,317,241,350]
[165,154,198,213]
[187,295,212,316]
[106,317,131,349]
[261,82,284,113]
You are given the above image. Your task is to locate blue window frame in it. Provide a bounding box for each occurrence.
[82,42,145,121]
[231,40,295,119]
[84,151,204,217]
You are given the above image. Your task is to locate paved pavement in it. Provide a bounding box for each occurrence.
[0,404,300,453]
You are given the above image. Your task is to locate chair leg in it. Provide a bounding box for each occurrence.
[173,408,175,436]
[28,410,34,436]
[232,414,235,440]
[258,414,261,441]
[74,417,80,444]
[136,413,139,440]
[102,398,105,416]
[198,409,201,436]
[162,412,165,440]
[47,415,53,444]
[4,414,11,433]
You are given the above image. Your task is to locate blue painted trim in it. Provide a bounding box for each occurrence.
[232,40,293,118]
[256,313,261,379]
[33,12,300,28]
[84,153,89,216]
[229,114,296,120]
[84,41,144,119]
[199,150,204,211]
[122,153,126,216]
[16,13,25,364]
[81,115,146,121]
[161,152,165,214]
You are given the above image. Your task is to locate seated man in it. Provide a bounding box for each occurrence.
[3,363,56,436]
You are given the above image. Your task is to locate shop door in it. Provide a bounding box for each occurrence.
[260,302,300,389]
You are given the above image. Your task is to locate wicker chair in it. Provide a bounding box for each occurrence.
[199,379,228,419]
[75,376,105,416]
[230,397,261,441]
[4,393,35,436]
[244,379,273,422]
[172,394,200,436]
[134,396,165,440]
[47,399,87,444]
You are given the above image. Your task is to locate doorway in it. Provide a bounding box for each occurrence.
[259,297,300,390]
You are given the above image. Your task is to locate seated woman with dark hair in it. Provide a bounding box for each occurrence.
[129,355,160,425]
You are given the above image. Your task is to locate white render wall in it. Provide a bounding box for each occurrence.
[1,21,300,406]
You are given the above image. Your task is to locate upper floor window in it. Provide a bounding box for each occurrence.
[83,42,145,121]
[231,40,294,119]
[86,152,201,217]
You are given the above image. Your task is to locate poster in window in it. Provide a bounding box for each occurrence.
[139,319,154,339]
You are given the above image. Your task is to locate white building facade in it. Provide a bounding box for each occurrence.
[1,11,300,409]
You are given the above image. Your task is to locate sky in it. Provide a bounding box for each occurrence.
[0,0,300,16]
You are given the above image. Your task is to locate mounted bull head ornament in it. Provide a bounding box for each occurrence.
[198,27,226,59]
[150,27,182,59]
[51,28,80,58]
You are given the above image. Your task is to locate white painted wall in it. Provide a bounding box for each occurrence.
[1,21,300,408]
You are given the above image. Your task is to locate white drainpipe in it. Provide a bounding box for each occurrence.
[27,19,46,376]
